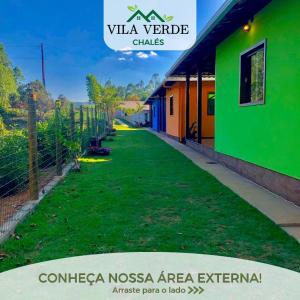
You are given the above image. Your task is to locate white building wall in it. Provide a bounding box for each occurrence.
[125,111,149,125]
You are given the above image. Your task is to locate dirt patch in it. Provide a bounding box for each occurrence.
[143,208,182,226]
[0,166,57,227]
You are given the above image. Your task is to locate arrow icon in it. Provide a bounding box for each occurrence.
[188,286,204,295]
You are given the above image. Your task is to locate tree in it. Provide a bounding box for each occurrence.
[13,67,25,87]
[0,64,18,109]
[119,74,161,102]
[18,80,54,119]
[57,94,71,112]
[0,44,11,67]
[117,86,126,98]
[101,85,122,129]
[86,74,102,104]
[0,45,18,109]
[0,115,5,132]
[105,80,113,87]
[138,80,145,89]
[86,74,122,130]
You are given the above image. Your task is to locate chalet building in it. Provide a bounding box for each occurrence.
[146,92,166,133]
[147,0,300,206]
[146,77,215,145]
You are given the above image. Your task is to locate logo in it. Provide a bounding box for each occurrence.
[126,5,173,23]
[104,0,196,51]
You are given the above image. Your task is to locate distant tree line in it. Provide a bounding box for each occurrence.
[0,44,73,130]
[0,42,161,130]
[85,73,160,126]
[105,73,161,102]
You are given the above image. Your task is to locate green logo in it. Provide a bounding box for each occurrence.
[127,5,174,23]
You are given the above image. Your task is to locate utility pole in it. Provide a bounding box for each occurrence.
[41,43,46,87]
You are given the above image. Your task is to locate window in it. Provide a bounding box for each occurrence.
[137,16,141,20]
[207,93,215,116]
[240,41,266,105]
[170,96,174,116]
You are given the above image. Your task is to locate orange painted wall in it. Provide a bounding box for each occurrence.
[201,81,215,138]
[166,80,215,140]
[166,82,185,141]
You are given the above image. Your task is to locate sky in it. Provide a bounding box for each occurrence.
[0,0,225,102]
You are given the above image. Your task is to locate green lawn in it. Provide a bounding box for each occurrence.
[1,125,300,272]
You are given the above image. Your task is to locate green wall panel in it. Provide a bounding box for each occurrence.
[215,0,300,179]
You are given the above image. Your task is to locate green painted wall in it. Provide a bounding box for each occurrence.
[215,0,300,180]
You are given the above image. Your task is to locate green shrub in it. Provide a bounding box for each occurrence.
[37,119,56,169]
[0,130,28,196]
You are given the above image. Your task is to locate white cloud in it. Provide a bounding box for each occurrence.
[136,52,149,59]
[116,47,133,56]
[119,47,132,51]
[150,51,158,57]
[118,57,134,62]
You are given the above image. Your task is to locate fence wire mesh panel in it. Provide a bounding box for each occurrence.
[0,91,108,239]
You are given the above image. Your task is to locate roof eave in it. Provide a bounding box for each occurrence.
[166,0,238,77]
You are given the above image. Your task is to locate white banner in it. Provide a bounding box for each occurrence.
[0,253,299,299]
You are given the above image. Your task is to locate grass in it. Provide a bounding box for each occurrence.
[1,125,300,272]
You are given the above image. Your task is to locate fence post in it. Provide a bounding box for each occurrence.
[55,100,63,176]
[99,104,103,137]
[80,105,84,151]
[91,107,96,136]
[80,105,84,133]
[105,105,109,134]
[86,106,91,137]
[95,105,98,137]
[28,92,39,201]
[70,102,75,141]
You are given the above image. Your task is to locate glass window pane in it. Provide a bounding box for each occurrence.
[250,49,264,102]
[208,93,215,115]
[240,42,265,105]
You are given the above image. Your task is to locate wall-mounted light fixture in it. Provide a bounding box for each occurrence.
[243,17,254,32]
[243,23,251,32]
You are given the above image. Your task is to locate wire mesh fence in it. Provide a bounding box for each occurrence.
[0,94,110,239]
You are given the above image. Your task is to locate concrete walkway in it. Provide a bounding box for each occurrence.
[149,130,300,243]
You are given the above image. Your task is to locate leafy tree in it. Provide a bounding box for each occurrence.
[105,80,113,87]
[0,45,22,110]
[0,45,18,109]
[86,74,102,104]
[0,115,5,132]
[57,94,71,114]
[0,64,18,109]
[116,86,126,98]
[0,44,11,67]
[13,67,25,87]
[86,74,122,129]
[115,73,161,102]
[18,80,54,119]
